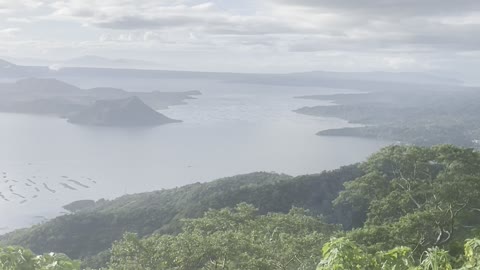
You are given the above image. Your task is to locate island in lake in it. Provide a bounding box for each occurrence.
[0,77,200,126]
[68,96,181,126]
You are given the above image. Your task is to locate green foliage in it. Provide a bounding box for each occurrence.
[317,237,480,270]
[336,145,480,254]
[317,237,374,270]
[317,239,415,270]
[461,238,480,269]
[419,247,453,270]
[109,203,339,270]
[375,246,415,270]
[0,246,80,270]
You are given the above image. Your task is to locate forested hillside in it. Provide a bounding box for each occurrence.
[1,145,480,269]
[0,167,362,265]
[106,144,480,269]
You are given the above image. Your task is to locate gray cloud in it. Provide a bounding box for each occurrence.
[1,0,480,78]
[79,0,480,54]
[264,1,480,54]
[94,15,203,29]
[272,0,480,17]
[405,24,480,50]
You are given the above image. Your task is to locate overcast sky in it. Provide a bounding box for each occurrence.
[1,0,480,82]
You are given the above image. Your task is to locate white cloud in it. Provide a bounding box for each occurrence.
[0,0,480,77]
[270,0,480,17]
[6,17,32,23]
[383,56,418,70]
[0,27,21,36]
[0,0,44,12]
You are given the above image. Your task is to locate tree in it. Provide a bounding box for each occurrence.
[0,246,80,270]
[460,238,480,269]
[110,203,339,270]
[335,145,480,253]
[317,237,480,270]
[316,237,375,270]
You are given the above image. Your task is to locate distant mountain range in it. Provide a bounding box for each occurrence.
[289,70,462,86]
[0,58,467,89]
[59,55,160,69]
[1,55,160,70]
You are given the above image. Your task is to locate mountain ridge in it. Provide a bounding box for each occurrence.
[0,58,470,88]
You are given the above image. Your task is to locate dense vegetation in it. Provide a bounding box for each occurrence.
[109,204,338,270]
[1,145,479,269]
[317,237,480,269]
[106,144,480,269]
[1,214,479,269]
[295,90,480,147]
[0,246,80,270]
[0,167,362,265]
[339,145,480,256]
[108,206,480,270]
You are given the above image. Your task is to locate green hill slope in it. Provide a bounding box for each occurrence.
[0,167,362,262]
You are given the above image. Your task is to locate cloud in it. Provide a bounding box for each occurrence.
[1,0,480,77]
[42,1,307,37]
[6,17,32,23]
[271,0,480,17]
[0,0,44,11]
[0,28,21,36]
[12,0,479,53]
[264,0,480,54]
[93,15,201,29]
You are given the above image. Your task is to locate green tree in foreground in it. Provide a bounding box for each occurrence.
[335,145,480,254]
[0,246,80,270]
[317,237,480,270]
[109,203,339,270]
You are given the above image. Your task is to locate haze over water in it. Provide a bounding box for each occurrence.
[0,77,390,231]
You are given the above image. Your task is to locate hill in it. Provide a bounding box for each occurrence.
[67,96,181,126]
[0,167,362,261]
[1,59,472,93]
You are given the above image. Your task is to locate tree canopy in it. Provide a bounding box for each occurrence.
[335,145,480,254]
[109,203,339,270]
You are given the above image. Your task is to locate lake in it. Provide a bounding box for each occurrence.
[0,76,390,231]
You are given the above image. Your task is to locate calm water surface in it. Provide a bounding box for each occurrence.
[0,78,390,231]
